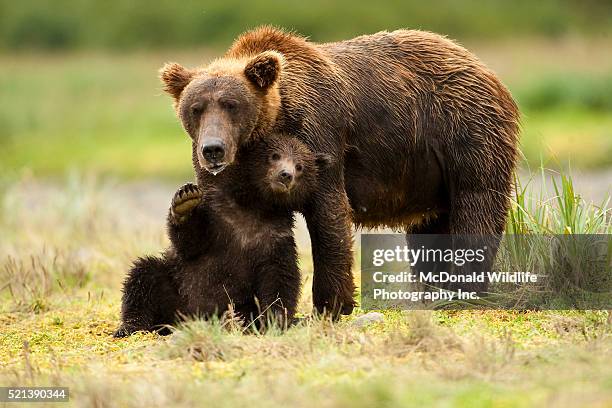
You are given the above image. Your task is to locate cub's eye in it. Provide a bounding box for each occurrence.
[295,164,303,172]
[271,153,281,161]
[220,99,238,112]
[190,103,204,116]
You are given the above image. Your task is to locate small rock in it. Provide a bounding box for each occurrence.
[352,312,384,328]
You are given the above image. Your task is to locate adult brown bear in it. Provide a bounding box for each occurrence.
[160,26,520,316]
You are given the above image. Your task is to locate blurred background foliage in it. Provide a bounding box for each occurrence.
[0,0,610,179]
[1,0,611,50]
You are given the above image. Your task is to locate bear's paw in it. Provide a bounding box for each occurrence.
[170,183,203,223]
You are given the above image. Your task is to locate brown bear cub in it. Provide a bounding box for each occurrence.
[114,135,330,337]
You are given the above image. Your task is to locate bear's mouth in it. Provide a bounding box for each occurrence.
[270,181,292,194]
[205,163,228,175]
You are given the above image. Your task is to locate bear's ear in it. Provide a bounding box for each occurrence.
[315,153,333,170]
[159,62,194,100]
[244,51,283,90]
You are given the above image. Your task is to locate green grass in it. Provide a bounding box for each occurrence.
[508,166,611,235]
[2,306,610,407]
[519,109,612,169]
[0,52,201,179]
[516,73,612,112]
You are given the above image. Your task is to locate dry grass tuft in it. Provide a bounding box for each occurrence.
[1,250,90,312]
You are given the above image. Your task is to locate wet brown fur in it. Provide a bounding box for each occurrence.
[160,26,520,314]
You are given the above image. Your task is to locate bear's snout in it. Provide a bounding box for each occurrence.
[202,139,226,163]
[278,169,294,187]
[200,139,228,174]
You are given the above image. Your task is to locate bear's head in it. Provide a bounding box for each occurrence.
[242,135,331,207]
[160,51,284,175]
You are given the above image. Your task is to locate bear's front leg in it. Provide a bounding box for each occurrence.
[167,183,209,260]
[114,255,180,337]
[303,183,356,318]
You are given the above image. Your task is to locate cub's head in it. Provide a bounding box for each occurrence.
[244,135,332,206]
[160,51,283,175]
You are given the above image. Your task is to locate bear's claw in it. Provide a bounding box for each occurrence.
[113,326,130,338]
[170,183,202,223]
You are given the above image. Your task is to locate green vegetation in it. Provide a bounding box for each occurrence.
[0,53,199,179]
[517,74,612,112]
[508,168,611,235]
[1,0,611,51]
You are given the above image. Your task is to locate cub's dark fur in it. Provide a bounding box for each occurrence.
[115,135,330,337]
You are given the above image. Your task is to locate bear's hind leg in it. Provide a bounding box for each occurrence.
[404,186,508,296]
[114,255,180,337]
[445,189,509,293]
[405,214,452,290]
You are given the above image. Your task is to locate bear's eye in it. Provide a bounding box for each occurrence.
[190,103,204,116]
[271,153,281,161]
[295,164,303,172]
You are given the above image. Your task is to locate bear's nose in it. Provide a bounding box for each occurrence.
[202,140,226,164]
[278,170,293,187]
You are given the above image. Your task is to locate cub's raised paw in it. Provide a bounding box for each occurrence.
[170,183,202,223]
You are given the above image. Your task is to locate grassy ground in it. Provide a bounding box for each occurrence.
[1,38,612,180]
[0,173,610,407]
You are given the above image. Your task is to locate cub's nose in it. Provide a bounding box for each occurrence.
[202,140,226,164]
[278,170,294,187]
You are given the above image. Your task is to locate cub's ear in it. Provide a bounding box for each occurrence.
[315,153,333,170]
[159,62,194,100]
[244,51,283,90]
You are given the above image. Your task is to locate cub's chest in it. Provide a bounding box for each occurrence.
[213,198,292,249]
